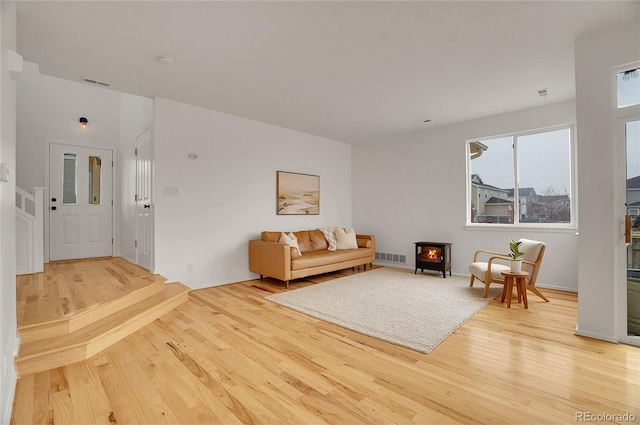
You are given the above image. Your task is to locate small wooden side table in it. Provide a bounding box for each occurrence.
[500,270,530,309]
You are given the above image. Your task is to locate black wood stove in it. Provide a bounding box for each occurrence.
[414,242,452,278]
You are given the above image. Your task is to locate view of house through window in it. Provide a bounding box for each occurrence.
[468,126,573,225]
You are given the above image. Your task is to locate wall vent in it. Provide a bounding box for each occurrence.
[82,77,111,88]
[375,252,407,264]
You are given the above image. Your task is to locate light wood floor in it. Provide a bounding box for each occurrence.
[12,264,640,424]
[16,258,165,327]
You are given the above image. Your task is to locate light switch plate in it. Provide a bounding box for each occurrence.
[163,186,180,196]
[0,163,9,182]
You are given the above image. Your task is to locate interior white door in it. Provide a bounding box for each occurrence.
[135,128,153,271]
[49,143,113,261]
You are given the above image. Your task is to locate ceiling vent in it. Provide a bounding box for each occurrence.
[82,77,110,88]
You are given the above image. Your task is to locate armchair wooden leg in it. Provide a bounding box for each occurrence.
[469,275,475,287]
[483,283,490,298]
[260,275,264,281]
[527,286,550,302]
[285,280,289,289]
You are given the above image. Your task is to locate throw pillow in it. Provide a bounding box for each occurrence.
[335,228,359,250]
[318,227,339,251]
[279,232,301,256]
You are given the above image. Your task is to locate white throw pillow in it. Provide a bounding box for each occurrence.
[335,228,359,250]
[318,227,339,251]
[279,232,301,256]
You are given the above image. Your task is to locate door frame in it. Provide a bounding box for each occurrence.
[613,61,640,346]
[44,139,117,263]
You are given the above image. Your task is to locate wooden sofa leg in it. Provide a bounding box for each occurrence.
[285,280,289,289]
[260,274,264,281]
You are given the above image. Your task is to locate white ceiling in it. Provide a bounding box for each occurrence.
[16,1,640,144]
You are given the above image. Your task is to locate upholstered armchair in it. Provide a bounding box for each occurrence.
[469,238,548,301]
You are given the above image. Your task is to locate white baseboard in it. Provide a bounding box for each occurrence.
[535,283,578,293]
[2,332,21,425]
[372,264,578,292]
[120,254,136,264]
[575,327,618,343]
[2,368,17,425]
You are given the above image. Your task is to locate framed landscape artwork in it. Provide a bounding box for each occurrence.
[277,171,319,215]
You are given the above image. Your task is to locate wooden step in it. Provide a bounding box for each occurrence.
[17,258,169,327]
[18,278,166,343]
[15,282,190,376]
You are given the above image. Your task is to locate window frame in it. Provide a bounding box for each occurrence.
[466,123,577,230]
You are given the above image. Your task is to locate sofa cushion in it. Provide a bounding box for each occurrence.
[293,231,312,253]
[318,227,339,251]
[261,231,281,243]
[309,229,329,251]
[279,232,301,256]
[335,228,359,250]
[291,248,372,271]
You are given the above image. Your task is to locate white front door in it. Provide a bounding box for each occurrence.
[49,143,113,261]
[135,128,153,271]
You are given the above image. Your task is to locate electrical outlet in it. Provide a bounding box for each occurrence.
[187,264,193,273]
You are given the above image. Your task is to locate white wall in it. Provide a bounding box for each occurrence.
[575,22,639,342]
[353,100,578,291]
[16,61,122,191]
[154,98,352,289]
[16,62,151,263]
[0,2,19,422]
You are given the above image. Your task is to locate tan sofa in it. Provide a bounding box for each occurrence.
[249,229,375,288]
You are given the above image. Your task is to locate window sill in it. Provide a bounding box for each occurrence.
[465,224,578,234]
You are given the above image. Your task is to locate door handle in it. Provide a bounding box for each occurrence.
[144,204,150,209]
[51,206,57,211]
[626,215,632,244]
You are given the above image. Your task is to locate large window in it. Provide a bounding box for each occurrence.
[468,126,573,226]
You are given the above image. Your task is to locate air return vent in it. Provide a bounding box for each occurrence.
[375,252,407,264]
[82,77,110,88]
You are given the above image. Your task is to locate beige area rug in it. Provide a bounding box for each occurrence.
[266,267,502,353]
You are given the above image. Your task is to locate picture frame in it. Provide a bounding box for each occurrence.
[276,171,319,215]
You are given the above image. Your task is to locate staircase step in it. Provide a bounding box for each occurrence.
[18,276,167,344]
[15,282,190,376]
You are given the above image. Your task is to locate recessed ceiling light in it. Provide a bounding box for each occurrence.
[158,56,174,65]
